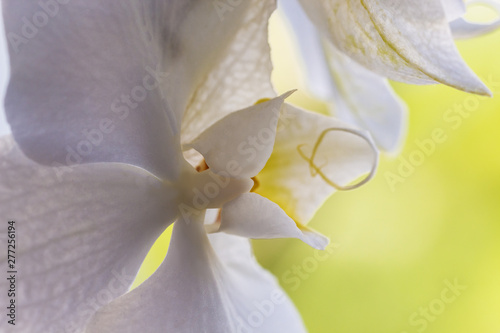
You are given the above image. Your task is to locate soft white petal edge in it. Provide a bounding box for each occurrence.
[323,43,408,153]
[441,0,467,21]
[450,0,500,38]
[208,231,308,333]
[0,135,176,333]
[86,214,307,333]
[0,5,9,137]
[186,92,293,178]
[297,0,491,95]
[220,193,329,250]
[3,1,185,179]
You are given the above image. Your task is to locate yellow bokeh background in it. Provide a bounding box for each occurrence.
[135,9,500,333]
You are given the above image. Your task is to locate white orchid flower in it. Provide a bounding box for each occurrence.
[279,0,499,153]
[450,0,500,38]
[0,1,378,332]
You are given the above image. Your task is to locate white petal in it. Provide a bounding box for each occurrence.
[451,18,500,38]
[323,43,408,153]
[0,136,176,333]
[87,215,306,333]
[3,1,189,179]
[255,104,378,224]
[279,0,335,101]
[180,0,276,144]
[186,93,292,178]
[280,0,407,152]
[298,0,491,95]
[220,193,329,250]
[207,232,308,333]
[87,215,234,333]
[450,0,500,38]
[4,1,272,179]
[441,0,466,21]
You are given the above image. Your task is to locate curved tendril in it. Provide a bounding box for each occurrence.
[297,127,379,191]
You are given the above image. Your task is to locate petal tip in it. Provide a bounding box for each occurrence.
[300,230,330,250]
[454,73,493,97]
[281,89,298,100]
[479,86,494,98]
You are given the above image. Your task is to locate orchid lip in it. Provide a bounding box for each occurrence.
[297,127,379,191]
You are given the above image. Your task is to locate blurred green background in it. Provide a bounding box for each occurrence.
[133,8,500,333]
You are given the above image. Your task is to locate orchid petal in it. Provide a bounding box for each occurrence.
[450,0,500,38]
[441,0,467,21]
[207,232,308,333]
[181,0,276,144]
[179,168,254,210]
[187,93,291,179]
[255,104,378,224]
[298,0,491,95]
[220,193,329,250]
[323,43,408,153]
[2,1,190,179]
[0,136,176,333]
[87,215,306,333]
[3,1,271,179]
[279,0,339,101]
[280,1,407,152]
